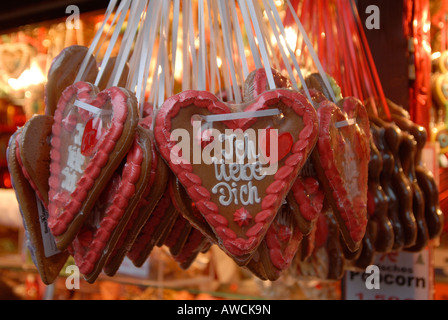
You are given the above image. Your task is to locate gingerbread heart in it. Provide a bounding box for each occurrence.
[127,184,179,267]
[311,99,370,252]
[243,68,292,102]
[17,115,54,207]
[47,81,139,250]
[8,129,69,285]
[287,176,325,236]
[45,46,98,116]
[292,210,346,281]
[70,124,152,283]
[104,118,169,277]
[247,201,303,281]
[154,89,318,265]
[170,177,218,244]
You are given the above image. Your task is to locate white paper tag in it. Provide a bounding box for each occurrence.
[36,196,60,258]
[117,256,150,279]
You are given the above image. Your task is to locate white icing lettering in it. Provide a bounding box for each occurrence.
[61,121,86,193]
[211,132,267,207]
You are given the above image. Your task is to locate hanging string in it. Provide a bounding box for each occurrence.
[75,0,119,83]
[285,0,338,103]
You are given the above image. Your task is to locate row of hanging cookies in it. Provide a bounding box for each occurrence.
[290,74,444,282]
[6,41,365,284]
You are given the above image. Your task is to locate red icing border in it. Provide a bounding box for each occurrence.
[70,134,144,275]
[154,89,318,261]
[265,212,303,272]
[291,177,325,223]
[316,101,370,243]
[127,186,172,263]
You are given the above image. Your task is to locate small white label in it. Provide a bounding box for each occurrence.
[117,256,150,279]
[36,196,60,258]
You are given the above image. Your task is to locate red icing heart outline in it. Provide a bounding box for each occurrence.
[70,131,147,277]
[81,118,101,156]
[48,81,137,248]
[314,100,370,250]
[154,89,318,264]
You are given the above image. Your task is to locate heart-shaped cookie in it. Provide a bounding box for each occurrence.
[47,81,139,250]
[17,115,54,207]
[154,89,318,265]
[246,201,303,281]
[8,128,69,285]
[311,99,370,252]
[70,124,152,283]
[45,46,98,116]
[127,184,179,267]
[243,68,292,102]
[287,176,325,235]
[103,113,170,277]
[0,43,32,79]
[292,210,346,281]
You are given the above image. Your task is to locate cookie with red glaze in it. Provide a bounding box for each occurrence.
[154,89,318,266]
[103,115,169,277]
[311,100,370,252]
[70,124,152,283]
[8,125,69,285]
[47,81,139,251]
[246,201,304,281]
[127,184,179,267]
[292,210,346,281]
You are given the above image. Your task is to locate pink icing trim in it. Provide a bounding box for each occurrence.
[265,217,303,271]
[48,82,130,237]
[291,177,324,222]
[71,135,144,275]
[316,101,370,243]
[127,186,171,263]
[106,124,158,262]
[154,89,318,261]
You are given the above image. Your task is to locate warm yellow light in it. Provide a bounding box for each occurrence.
[8,60,46,91]
[432,52,442,60]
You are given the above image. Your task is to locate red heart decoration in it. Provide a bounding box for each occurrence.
[47,81,139,250]
[311,99,370,252]
[259,128,293,163]
[154,89,318,265]
[81,118,101,156]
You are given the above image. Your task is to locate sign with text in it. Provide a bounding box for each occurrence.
[343,247,434,300]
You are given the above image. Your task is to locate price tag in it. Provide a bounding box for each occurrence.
[343,247,434,300]
[36,196,60,258]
